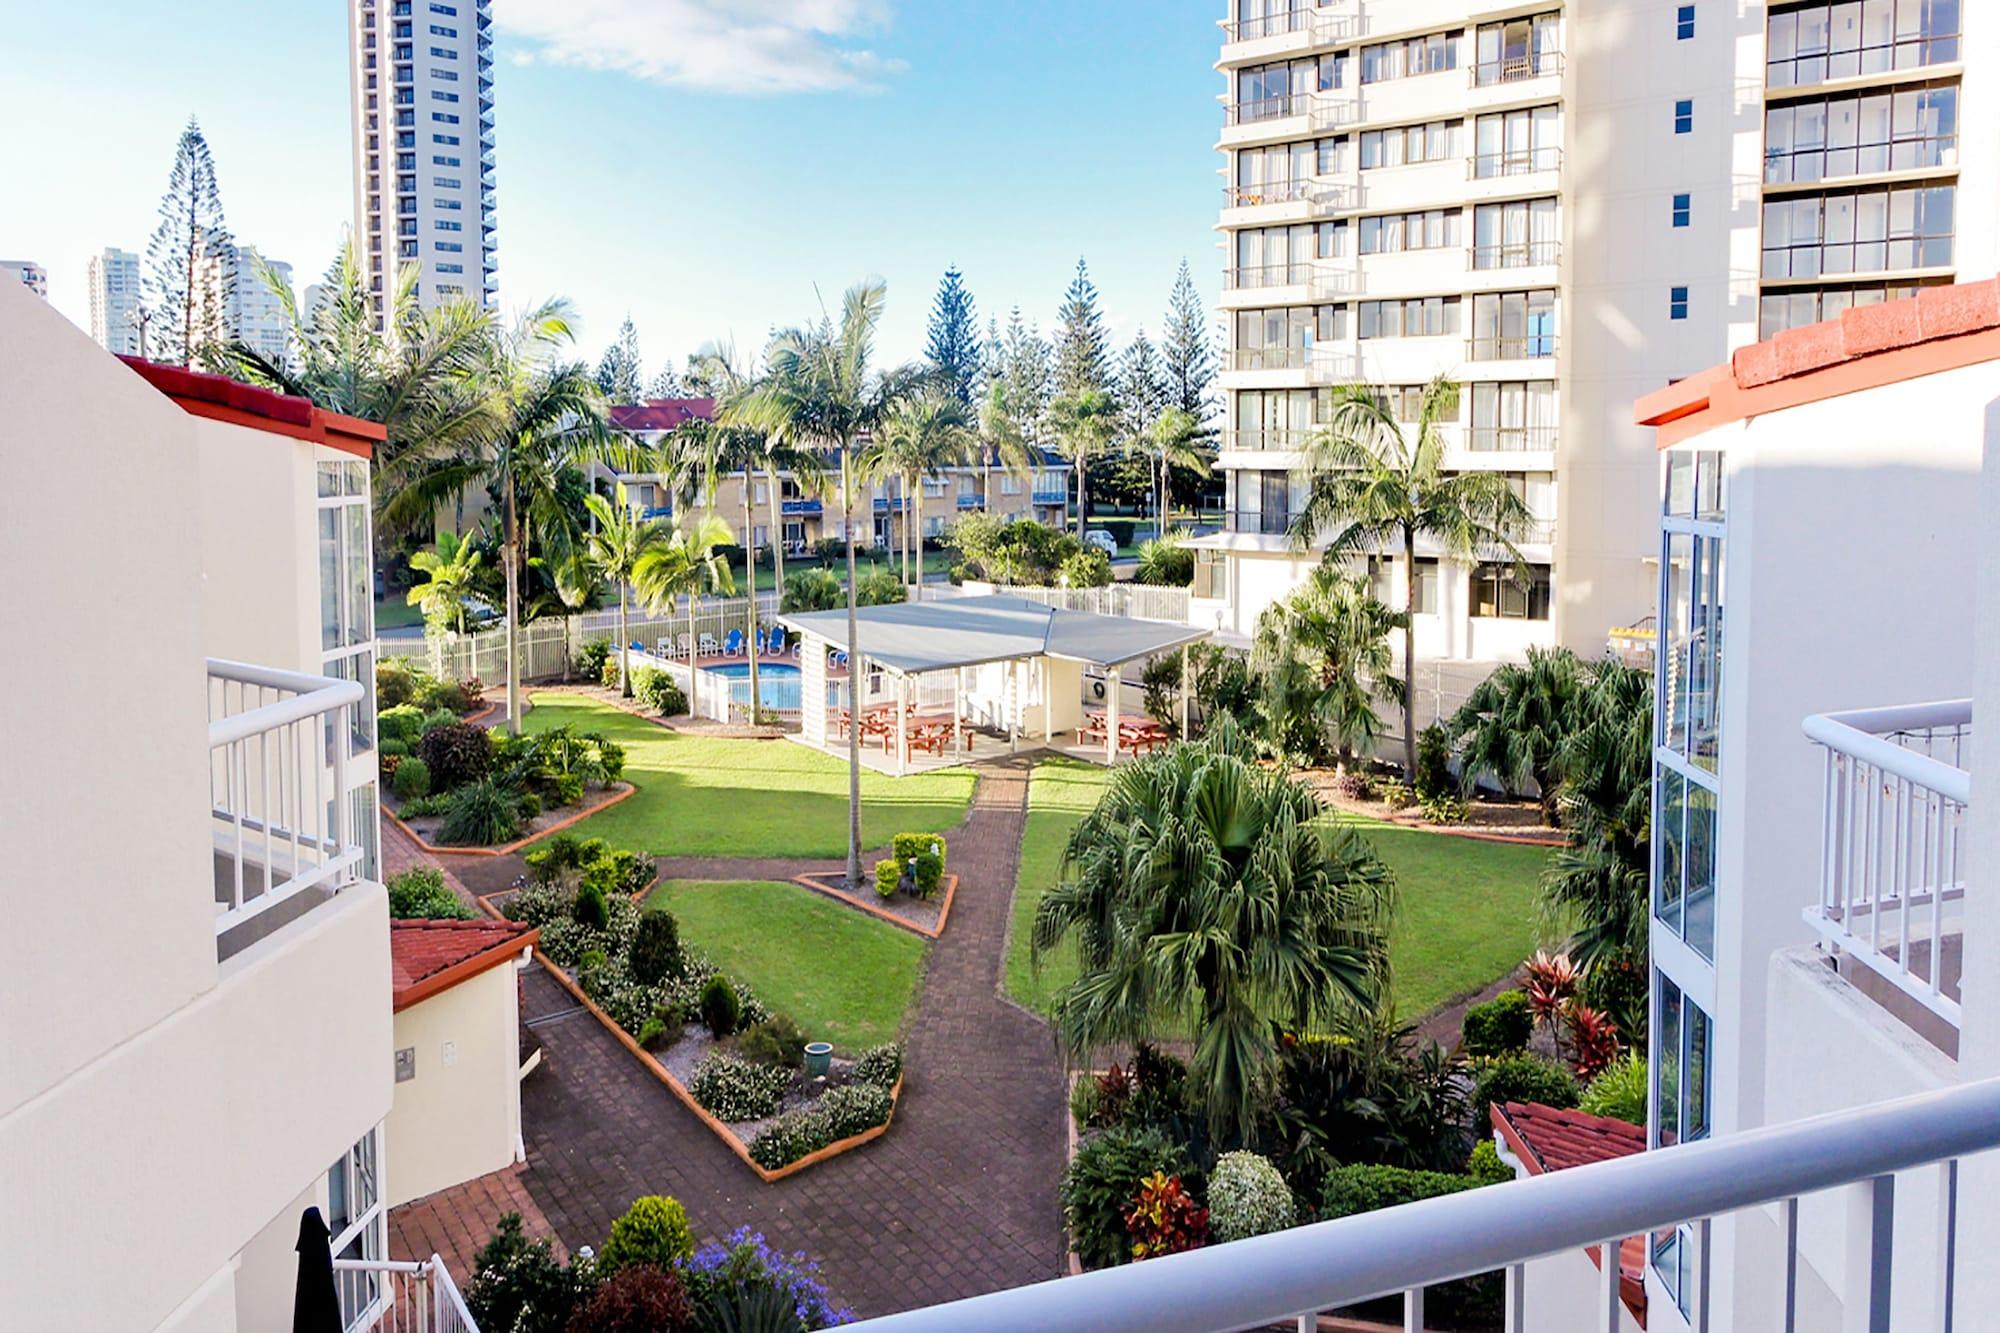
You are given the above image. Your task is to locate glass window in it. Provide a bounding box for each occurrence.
[1767,0,1959,86]
[1672,193,1691,226]
[1670,286,1690,319]
[1471,563,1551,619]
[319,510,341,652]
[1413,557,1440,614]
[1677,4,1695,38]
[1674,98,1694,133]
[1656,766,1686,931]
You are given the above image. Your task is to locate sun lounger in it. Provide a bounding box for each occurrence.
[699,632,720,656]
[723,629,744,656]
[768,627,787,656]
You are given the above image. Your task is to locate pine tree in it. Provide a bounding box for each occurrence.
[1054,257,1112,399]
[146,117,233,366]
[1162,258,1216,424]
[1118,328,1169,442]
[595,315,644,403]
[997,309,1054,447]
[646,363,685,399]
[977,317,1005,402]
[925,267,982,405]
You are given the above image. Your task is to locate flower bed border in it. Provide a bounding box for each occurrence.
[385,780,638,858]
[474,880,904,1183]
[790,870,960,940]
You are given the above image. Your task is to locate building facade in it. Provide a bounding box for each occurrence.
[1,259,48,298]
[88,246,144,355]
[345,0,496,330]
[194,243,294,369]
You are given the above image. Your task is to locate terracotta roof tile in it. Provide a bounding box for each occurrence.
[609,399,714,432]
[117,355,386,456]
[390,919,537,1011]
[1491,1101,1651,1327]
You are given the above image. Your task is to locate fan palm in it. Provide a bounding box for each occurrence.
[1448,645,1585,823]
[404,529,485,635]
[1251,566,1405,768]
[730,279,916,887]
[1048,388,1117,539]
[861,389,974,600]
[1540,659,1654,965]
[583,493,673,697]
[1032,719,1394,1144]
[1291,374,1534,777]
[633,513,737,687]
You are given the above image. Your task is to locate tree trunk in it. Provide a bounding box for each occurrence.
[1075,450,1087,539]
[618,581,631,698]
[843,445,863,889]
[742,471,759,723]
[687,591,698,710]
[767,466,786,608]
[503,471,521,735]
[1402,526,1418,778]
[911,476,923,602]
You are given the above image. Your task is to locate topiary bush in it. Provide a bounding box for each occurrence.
[1470,1054,1581,1132]
[689,1053,792,1121]
[1318,1164,1504,1326]
[416,720,492,791]
[1206,1151,1295,1244]
[392,755,432,800]
[851,1043,903,1089]
[419,706,461,737]
[1461,989,1533,1057]
[385,866,476,920]
[1578,1052,1647,1126]
[628,908,683,986]
[565,1264,695,1333]
[891,833,946,872]
[700,973,742,1039]
[439,778,520,846]
[597,1194,697,1274]
[873,858,900,898]
[1061,1127,1197,1270]
[573,883,611,930]
[738,1014,807,1069]
[377,734,411,759]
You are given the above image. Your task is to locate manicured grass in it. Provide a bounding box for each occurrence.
[1001,761,1550,1020]
[647,879,925,1051]
[375,597,426,631]
[520,692,976,858]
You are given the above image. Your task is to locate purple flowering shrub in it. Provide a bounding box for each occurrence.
[681,1227,854,1330]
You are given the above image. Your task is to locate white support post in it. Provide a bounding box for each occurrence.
[897,673,908,775]
[954,667,965,755]
[1598,1238,1623,1332]
[1008,660,1019,753]
[1403,1286,1424,1333]
[1936,1159,1958,1333]
[1504,1263,1526,1333]
[1106,666,1121,765]
[1180,643,1191,737]
[1845,1175,1895,1333]
[1043,658,1053,745]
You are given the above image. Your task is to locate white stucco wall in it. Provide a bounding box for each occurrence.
[387,956,527,1208]
[194,415,323,671]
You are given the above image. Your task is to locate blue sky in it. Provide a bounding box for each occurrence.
[3,0,1226,380]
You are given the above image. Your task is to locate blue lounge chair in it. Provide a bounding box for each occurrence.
[768,626,787,656]
[832,650,848,670]
[754,628,769,654]
[724,629,744,656]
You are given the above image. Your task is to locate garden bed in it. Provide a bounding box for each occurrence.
[791,870,958,938]
[385,779,636,857]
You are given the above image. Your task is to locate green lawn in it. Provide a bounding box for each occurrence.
[520,692,976,858]
[1002,761,1550,1021]
[375,597,426,631]
[647,879,926,1051]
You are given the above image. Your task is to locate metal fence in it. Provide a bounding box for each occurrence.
[379,593,782,684]
[332,1255,476,1333]
[944,580,1193,625]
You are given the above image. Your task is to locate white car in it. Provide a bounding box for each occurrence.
[1082,529,1119,558]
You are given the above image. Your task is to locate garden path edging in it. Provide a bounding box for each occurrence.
[384,780,637,858]
[790,871,959,940]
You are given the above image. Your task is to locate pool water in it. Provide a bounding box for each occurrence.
[704,661,805,711]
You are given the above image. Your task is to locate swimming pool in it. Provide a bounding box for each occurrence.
[703,661,806,711]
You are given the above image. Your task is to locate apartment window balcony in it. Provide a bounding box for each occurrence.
[1470,239,1562,270]
[1223,179,1318,209]
[955,494,986,510]
[1224,90,1345,130]
[1224,261,1315,291]
[1032,489,1069,505]
[1227,508,1293,536]
[1224,427,1316,452]
[1467,424,1558,452]
[781,498,823,517]
[1803,699,1969,1029]
[1472,48,1563,86]
[208,659,366,963]
[1470,145,1563,178]
[1220,6,1314,42]
[1229,345,1311,372]
[333,1256,475,1333]
[1467,334,1558,360]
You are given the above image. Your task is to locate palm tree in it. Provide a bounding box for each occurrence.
[634,513,737,692]
[1048,388,1117,539]
[1290,375,1533,777]
[404,529,485,635]
[1134,527,1194,587]
[1251,566,1404,768]
[1541,659,1654,966]
[1032,719,1394,1144]
[1142,407,1206,535]
[862,389,974,600]
[583,493,673,697]
[731,279,915,888]
[1448,645,1585,823]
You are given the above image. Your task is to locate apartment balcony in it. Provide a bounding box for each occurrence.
[1227,508,1293,537]
[1803,700,1969,1034]
[955,493,985,510]
[1472,48,1565,90]
[1465,424,1559,455]
[1220,178,1355,225]
[1469,145,1564,182]
[208,659,366,963]
[1466,333,1559,367]
[1221,426,1317,457]
[1216,6,1356,63]
[782,497,824,517]
[1470,239,1562,273]
[1218,91,1354,148]
[1033,489,1070,506]
[334,1255,477,1333]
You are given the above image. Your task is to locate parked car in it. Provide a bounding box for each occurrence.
[1083,529,1119,557]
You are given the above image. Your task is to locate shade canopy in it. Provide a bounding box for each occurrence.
[777,594,1211,675]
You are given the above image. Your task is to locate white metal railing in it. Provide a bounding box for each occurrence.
[1804,699,1971,1027]
[850,1075,2000,1332]
[946,580,1193,625]
[208,660,364,939]
[333,1255,477,1333]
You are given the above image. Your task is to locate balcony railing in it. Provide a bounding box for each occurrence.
[1223,427,1316,452]
[1467,424,1558,452]
[1471,239,1562,270]
[1228,509,1293,536]
[1467,334,1558,361]
[208,659,364,945]
[1473,49,1564,86]
[1219,6,1313,42]
[1223,179,1313,208]
[781,498,823,516]
[1228,345,1311,373]
[1033,490,1069,505]
[955,493,985,509]
[1223,261,1314,290]
[334,1255,477,1333]
[852,1076,2000,1333]
[1803,699,1970,1027]
[1223,91,1316,126]
[1471,145,1564,179]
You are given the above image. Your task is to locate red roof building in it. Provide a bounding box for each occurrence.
[389,919,538,1012]
[1491,1101,1650,1326]
[116,355,385,458]
[608,398,714,432]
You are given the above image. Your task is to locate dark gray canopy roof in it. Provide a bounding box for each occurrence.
[776,594,1210,674]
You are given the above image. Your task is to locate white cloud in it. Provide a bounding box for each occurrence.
[493,0,905,95]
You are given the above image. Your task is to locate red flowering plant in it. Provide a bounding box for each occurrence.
[1522,950,1580,1056]
[1125,1170,1209,1261]
[1565,1004,1621,1081]
[1092,1064,1134,1127]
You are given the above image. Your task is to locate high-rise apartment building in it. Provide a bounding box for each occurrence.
[1200,0,1993,720]
[345,0,496,331]
[1,259,49,299]
[194,243,294,368]
[87,247,144,355]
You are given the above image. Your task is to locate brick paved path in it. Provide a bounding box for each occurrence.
[498,758,1066,1316]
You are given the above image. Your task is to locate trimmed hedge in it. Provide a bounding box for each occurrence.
[596,1195,696,1274]
[747,1082,893,1170]
[851,1043,903,1088]
[688,1053,791,1121]
[1207,1151,1295,1243]
[1461,989,1533,1057]
[1318,1165,1503,1326]
[1471,1055,1581,1133]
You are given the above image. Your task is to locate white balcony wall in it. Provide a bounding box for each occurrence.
[1353,158,1465,212]
[1355,244,1470,298]
[1354,70,1470,129]
[196,418,333,674]
[1354,332,1468,383]
[388,954,529,1208]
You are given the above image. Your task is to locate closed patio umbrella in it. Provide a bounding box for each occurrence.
[292,1206,343,1333]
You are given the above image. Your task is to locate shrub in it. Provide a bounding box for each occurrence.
[566,1264,695,1333]
[628,909,683,986]
[1069,1074,1101,1132]
[1318,1163,1504,1326]
[1061,1127,1196,1270]
[573,883,611,930]
[1060,548,1113,588]
[597,1195,696,1273]
[1567,1003,1622,1081]
[378,703,426,746]
[392,755,432,800]
[552,772,586,807]
[1420,792,1468,824]
[1580,953,1649,1048]
[398,792,451,818]
[700,973,742,1039]
[419,706,461,737]
[1461,990,1534,1058]
[780,567,842,614]
[464,1213,591,1333]
[379,739,409,767]
[1578,1052,1647,1126]
[575,638,613,681]
[599,656,622,690]
[891,832,946,872]
[385,867,475,920]
[1471,1055,1580,1132]
[738,1014,807,1069]
[632,667,688,717]
[439,778,521,846]
[851,1043,903,1088]
[376,657,423,710]
[873,858,900,899]
[1206,1151,1295,1243]
[516,790,542,820]
[636,1016,668,1050]
[680,1226,853,1331]
[854,568,906,606]
[380,753,404,785]
[1125,1170,1208,1260]
[1467,1139,1515,1185]
[1090,1064,1134,1127]
[746,1083,893,1169]
[416,721,492,791]
[1414,721,1454,799]
[1378,777,1414,809]
[418,675,474,714]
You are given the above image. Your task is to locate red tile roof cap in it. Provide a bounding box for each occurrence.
[118,356,386,458]
[390,918,538,1011]
[610,398,715,431]
[1634,278,2000,448]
